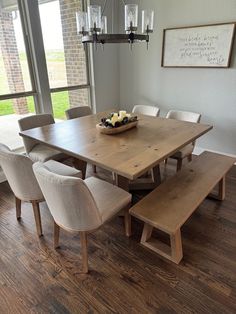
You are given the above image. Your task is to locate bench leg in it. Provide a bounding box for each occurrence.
[141,223,153,243]
[209,176,226,201]
[140,224,183,264]
[170,229,183,264]
[218,176,226,201]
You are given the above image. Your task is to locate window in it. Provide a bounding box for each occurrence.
[0,0,36,150]
[0,2,34,96]
[0,0,91,151]
[51,89,90,120]
[38,0,90,119]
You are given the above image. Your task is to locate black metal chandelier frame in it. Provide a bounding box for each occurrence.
[81,0,151,46]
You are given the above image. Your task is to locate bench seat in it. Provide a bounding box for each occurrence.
[130,151,235,264]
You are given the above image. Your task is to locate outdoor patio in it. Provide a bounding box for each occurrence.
[0,113,62,151]
[0,113,32,151]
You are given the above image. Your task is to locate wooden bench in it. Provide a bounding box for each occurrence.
[130,152,235,264]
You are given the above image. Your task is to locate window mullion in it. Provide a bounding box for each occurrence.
[21,0,53,114]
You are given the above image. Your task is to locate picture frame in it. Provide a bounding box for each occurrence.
[161,22,236,68]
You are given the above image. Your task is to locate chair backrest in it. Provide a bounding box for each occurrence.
[65,106,92,120]
[18,114,55,154]
[33,162,102,232]
[166,110,201,123]
[132,105,160,117]
[0,144,43,201]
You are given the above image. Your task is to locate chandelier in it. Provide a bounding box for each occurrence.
[76,1,154,49]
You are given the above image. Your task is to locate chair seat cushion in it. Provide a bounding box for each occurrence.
[29,144,66,162]
[171,143,194,159]
[44,160,82,179]
[85,177,132,223]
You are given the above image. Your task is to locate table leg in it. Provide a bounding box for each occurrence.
[73,158,87,180]
[151,164,162,186]
[116,175,130,192]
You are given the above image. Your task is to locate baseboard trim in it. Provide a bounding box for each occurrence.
[194,146,236,162]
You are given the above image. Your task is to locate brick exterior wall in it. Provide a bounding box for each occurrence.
[59,0,89,108]
[0,10,28,115]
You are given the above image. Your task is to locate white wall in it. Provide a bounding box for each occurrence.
[119,0,236,155]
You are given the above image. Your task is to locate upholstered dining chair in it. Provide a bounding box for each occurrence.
[0,143,82,237]
[33,162,132,273]
[65,106,92,120]
[166,110,201,171]
[18,114,66,163]
[132,105,160,117]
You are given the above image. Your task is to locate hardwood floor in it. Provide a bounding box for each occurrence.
[0,160,236,313]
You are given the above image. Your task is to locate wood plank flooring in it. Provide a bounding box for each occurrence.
[0,160,236,313]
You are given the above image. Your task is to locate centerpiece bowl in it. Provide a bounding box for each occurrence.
[96,111,138,135]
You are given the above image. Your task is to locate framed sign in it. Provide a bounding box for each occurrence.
[161,23,236,68]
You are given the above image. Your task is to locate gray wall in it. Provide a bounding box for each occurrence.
[119,0,236,155]
[91,0,120,113]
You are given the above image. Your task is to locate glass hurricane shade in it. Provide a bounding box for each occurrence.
[76,11,89,34]
[125,4,138,31]
[101,16,108,34]
[88,5,101,32]
[142,9,154,33]
[76,2,154,46]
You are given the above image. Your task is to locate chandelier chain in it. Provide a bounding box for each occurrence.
[102,0,108,16]
[102,0,126,16]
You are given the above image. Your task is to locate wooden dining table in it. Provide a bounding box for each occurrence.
[19,110,212,191]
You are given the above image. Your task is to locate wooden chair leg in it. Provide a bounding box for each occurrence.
[187,154,193,162]
[124,206,131,237]
[92,165,97,173]
[112,172,116,184]
[54,221,60,249]
[31,201,43,237]
[15,197,21,220]
[176,159,183,172]
[79,231,88,274]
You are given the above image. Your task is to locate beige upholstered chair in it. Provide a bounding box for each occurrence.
[33,162,132,273]
[132,105,160,117]
[65,106,92,120]
[166,110,201,171]
[0,144,82,236]
[18,114,66,163]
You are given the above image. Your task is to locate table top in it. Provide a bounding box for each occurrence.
[19,110,212,180]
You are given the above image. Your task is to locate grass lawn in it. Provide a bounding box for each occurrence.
[0,50,70,119]
[0,92,69,120]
